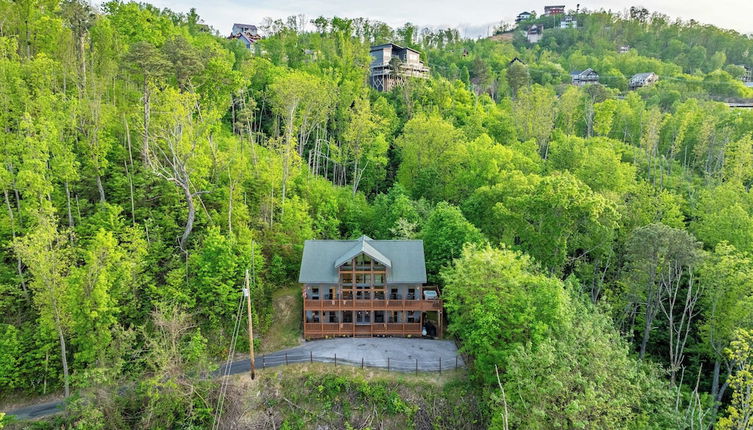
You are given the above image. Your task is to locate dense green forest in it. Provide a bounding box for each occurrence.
[1,1,753,428]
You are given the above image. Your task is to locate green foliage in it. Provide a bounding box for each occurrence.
[0,324,20,390]
[421,202,484,283]
[497,291,682,429]
[442,245,568,384]
[717,329,753,430]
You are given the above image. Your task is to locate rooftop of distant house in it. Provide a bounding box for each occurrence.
[370,43,421,54]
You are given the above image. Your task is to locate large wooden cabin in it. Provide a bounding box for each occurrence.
[299,236,443,339]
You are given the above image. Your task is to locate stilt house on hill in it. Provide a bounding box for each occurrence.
[299,236,443,339]
[369,43,429,92]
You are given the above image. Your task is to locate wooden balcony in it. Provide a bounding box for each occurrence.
[304,297,442,312]
[304,322,423,338]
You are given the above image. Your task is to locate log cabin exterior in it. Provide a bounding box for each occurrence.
[299,236,443,339]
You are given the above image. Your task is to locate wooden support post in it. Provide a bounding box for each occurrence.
[334,353,337,367]
[387,357,390,372]
[455,356,458,370]
[245,270,256,380]
[285,352,288,366]
[415,358,418,375]
[361,357,364,369]
[310,351,313,363]
[439,357,442,374]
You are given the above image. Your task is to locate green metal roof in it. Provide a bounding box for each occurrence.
[299,236,426,284]
[333,236,392,269]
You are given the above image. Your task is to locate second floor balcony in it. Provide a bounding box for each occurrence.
[303,288,442,312]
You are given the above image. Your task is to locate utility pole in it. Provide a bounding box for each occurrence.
[245,269,256,379]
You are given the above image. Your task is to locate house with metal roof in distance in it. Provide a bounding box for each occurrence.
[526,24,543,43]
[369,43,429,92]
[515,11,534,23]
[629,72,659,90]
[560,15,577,28]
[299,236,443,339]
[228,23,261,49]
[571,68,599,86]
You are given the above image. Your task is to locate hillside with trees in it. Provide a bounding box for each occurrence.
[1,1,753,428]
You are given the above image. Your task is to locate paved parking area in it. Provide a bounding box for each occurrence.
[230,337,464,372]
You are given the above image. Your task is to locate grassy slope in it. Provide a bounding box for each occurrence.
[259,285,303,353]
[219,363,485,430]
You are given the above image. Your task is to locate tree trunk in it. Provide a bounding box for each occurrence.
[123,116,136,225]
[142,83,151,162]
[56,323,70,398]
[4,190,28,296]
[228,179,234,234]
[639,306,653,360]
[96,174,106,203]
[179,184,195,252]
[712,359,721,401]
[65,181,74,228]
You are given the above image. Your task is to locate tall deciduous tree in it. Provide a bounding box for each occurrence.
[716,329,753,430]
[442,244,568,385]
[421,202,484,283]
[512,84,557,158]
[146,88,210,252]
[13,214,73,397]
[623,223,702,366]
[700,243,753,404]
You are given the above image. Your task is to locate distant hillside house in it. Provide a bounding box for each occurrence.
[509,57,525,65]
[618,45,631,54]
[740,65,753,82]
[560,15,577,28]
[526,24,543,43]
[629,72,659,90]
[516,11,533,23]
[228,23,261,49]
[544,5,566,15]
[369,43,429,92]
[299,236,443,339]
[571,68,599,86]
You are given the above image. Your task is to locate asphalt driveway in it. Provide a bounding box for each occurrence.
[7,338,464,421]
[227,337,464,373]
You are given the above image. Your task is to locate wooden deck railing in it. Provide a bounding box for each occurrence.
[304,298,442,312]
[304,322,423,338]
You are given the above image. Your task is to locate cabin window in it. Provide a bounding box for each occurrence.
[340,273,353,284]
[407,288,416,300]
[356,274,369,285]
[311,288,319,299]
[390,288,399,300]
[343,312,353,323]
[329,312,338,323]
[373,274,384,285]
[355,254,372,266]
[374,311,385,323]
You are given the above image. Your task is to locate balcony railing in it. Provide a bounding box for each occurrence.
[304,297,442,312]
[304,322,423,338]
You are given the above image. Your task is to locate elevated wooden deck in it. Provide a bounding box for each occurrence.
[304,322,423,338]
[304,297,442,312]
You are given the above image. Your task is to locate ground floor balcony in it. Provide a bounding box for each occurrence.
[304,322,423,338]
